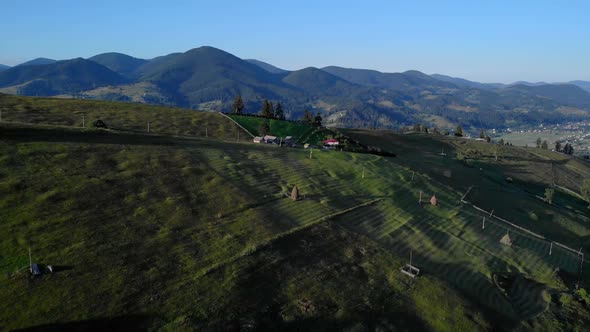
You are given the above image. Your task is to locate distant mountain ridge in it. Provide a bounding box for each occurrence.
[0,58,128,95]
[16,58,57,67]
[89,53,147,79]
[2,46,590,131]
[245,59,289,74]
[0,64,10,72]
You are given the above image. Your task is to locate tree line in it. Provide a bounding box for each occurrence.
[231,95,322,126]
[231,95,285,120]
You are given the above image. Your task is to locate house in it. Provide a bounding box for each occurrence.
[284,136,296,147]
[263,135,279,144]
[253,136,264,143]
[322,139,340,146]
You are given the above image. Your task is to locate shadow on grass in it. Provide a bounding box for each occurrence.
[14,314,161,332]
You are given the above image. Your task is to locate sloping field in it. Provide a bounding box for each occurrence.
[0,93,245,140]
[1,104,590,329]
[342,130,590,252]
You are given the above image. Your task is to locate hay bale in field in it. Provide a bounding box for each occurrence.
[430,195,438,206]
[500,233,513,247]
[291,185,300,201]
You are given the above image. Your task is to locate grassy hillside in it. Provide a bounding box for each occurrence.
[0,93,247,140]
[342,130,590,252]
[1,97,590,330]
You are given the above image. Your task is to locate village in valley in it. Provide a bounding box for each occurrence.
[495,120,590,156]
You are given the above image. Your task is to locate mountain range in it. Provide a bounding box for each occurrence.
[1,46,590,130]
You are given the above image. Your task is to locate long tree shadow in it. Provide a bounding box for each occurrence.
[14,314,161,332]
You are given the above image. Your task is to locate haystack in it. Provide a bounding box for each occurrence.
[430,195,438,206]
[290,185,300,201]
[499,233,513,247]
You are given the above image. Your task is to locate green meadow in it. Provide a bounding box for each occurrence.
[1,95,589,330]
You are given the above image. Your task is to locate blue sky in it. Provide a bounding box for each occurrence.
[0,0,588,83]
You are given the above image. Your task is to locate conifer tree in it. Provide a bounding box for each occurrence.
[275,102,285,120]
[314,111,323,127]
[260,100,274,118]
[232,95,244,114]
[303,109,313,124]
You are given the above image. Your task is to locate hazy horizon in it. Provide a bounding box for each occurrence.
[1,0,589,83]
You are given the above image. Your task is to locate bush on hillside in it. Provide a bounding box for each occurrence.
[92,119,108,129]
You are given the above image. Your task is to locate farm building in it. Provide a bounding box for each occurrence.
[284,136,297,147]
[322,139,340,146]
[263,135,279,144]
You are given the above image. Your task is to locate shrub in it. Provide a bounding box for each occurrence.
[92,119,108,129]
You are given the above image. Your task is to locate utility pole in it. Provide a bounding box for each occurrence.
[411,171,415,182]
[147,121,150,133]
[362,167,365,179]
[309,148,313,159]
[549,242,552,255]
[82,114,85,128]
[482,217,486,229]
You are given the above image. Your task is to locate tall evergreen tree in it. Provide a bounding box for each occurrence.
[541,140,548,150]
[303,109,313,124]
[314,111,323,127]
[555,141,561,152]
[454,125,463,137]
[275,102,284,120]
[536,137,542,148]
[260,100,274,118]
[479,129,485,139]
[563,143,574,155]
[268,101,274,118]
[232,95,244,115]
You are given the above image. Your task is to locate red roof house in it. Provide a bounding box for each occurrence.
[322,139,340,146]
